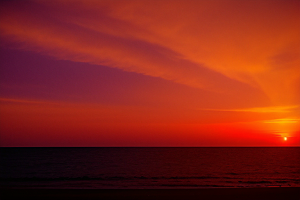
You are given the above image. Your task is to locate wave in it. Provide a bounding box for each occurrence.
[0,176,222,181]
[1,176,300,183]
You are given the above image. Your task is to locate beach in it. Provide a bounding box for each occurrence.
[1,188,300,200]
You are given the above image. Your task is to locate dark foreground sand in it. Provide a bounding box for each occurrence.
[1,188,299,200]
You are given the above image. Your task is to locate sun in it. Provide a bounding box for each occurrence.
[284,137,287,141]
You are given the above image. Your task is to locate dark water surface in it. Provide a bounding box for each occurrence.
[1,147,299,189]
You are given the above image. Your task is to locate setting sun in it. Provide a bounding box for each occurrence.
[0,0,299,147]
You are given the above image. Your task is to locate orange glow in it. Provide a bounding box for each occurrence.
[0,0,299,146]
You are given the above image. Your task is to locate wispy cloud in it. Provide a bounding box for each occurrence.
[1,0,299,105]
[202,105,299,113]
[264,118,299,124]
[0,0,299,109]
[0,2,248,94]
[0,98,51,105]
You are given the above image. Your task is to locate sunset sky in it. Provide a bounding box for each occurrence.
[0,0,299,147]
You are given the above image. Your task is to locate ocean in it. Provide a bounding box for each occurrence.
[1,147,299,189]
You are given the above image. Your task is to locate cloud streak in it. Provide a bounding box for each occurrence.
[2,0,298,105]
[202,105,299,113]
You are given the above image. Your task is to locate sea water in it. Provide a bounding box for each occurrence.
[1,147,299,189]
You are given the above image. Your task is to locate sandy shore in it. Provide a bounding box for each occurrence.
[1,188,299,200]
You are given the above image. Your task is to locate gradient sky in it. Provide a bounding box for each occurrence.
[0,0,299,147]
